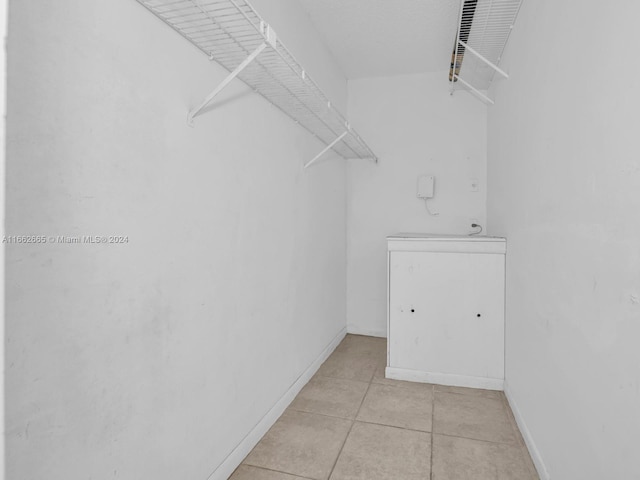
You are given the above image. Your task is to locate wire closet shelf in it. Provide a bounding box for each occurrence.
[451,0,523,104]
[136,0,377,168]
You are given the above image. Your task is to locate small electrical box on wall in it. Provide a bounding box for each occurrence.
[417,175,435,199]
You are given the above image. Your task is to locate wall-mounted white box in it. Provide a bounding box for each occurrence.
[417,175,435,199]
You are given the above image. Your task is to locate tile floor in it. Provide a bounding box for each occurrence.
[231,334,539,480]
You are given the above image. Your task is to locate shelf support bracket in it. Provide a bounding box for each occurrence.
[457,41,509,79]
[188,42,268,125]
[453,75,495,105]
[450,0,465,95]
[304,131,348,169]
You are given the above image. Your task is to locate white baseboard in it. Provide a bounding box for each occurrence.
[346,324,387,338]
[385,367,504,391]
[206,327,347,480]
[504,382,550,480]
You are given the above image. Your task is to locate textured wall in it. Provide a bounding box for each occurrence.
[6,1,348,478]
[347,72,487,337]
[487,1,640,478]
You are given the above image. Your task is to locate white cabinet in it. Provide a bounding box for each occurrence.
[386,234,506,390]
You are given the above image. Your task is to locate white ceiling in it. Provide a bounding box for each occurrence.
[297,0,459,79]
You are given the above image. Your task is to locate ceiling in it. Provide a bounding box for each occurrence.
[297,0,460,79]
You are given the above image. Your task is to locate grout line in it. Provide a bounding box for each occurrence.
[312,373,371,386]
[352,418,432,435]
[292,406,522,447]
[312,368,378,384]
[371,379,435,390]
[285,340,529,479]
[326,373,374,479]
[289,407,519,449]
[286,407,358,422]
[238,464,316,480]
[273,409,525,475]
[430,433,538,478]
[430,384,435,480]
[433,388,504,399]
[312,372,376,384]
[433,431,522,447]
[325,417,355,478]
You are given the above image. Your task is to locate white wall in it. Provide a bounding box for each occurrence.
[1,1,6,478]
[250,0,347,111]
[487,1,640,479]
[347,72,487,336]
[6,1,348,479]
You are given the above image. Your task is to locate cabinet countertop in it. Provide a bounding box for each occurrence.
[387,233,506,242]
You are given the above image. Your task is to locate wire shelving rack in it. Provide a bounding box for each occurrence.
[450,0,524,104]
[135,0,378,168]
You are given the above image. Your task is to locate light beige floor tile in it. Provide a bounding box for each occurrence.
[434,384,504,400]
[316,351,378,382]
[371,360,435,392]
[335,334,386,356]
[238,336,536,480]
[432,434,539,480]
[357,383,433,432]
[434,392,517,444]
[371,359,389,384]
[330,422,431,480]
[244,410,352,480]
[290,376,369,419]
[230,465,309,480]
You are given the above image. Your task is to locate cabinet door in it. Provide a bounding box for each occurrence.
[389,251,504,379]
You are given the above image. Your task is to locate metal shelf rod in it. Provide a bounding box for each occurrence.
[137,0,378,163]
[304,131,348,169]
[453,75,494,105]
[187,41,267,124]
[451,0,465,94]
[458,40,508,79]
[450,0,522,105]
